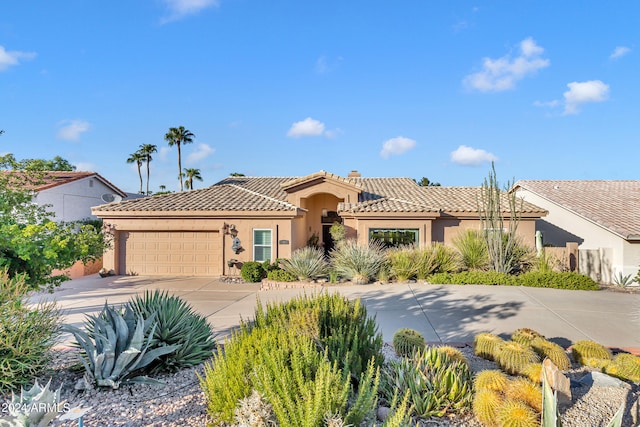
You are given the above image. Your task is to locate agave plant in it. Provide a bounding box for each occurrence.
[127,290,216,372]
[63,303,179,389]
[5,379,66,427]
[330,239,386,284]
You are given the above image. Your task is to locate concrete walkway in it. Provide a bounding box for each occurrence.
[33,275,640,352]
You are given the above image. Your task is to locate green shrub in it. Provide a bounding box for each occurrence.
[330,239,385,284]
[266,268,297,282]
[0,270,61,392]
[387,246,419,281]
[279,246,328,280]
[240,261,266,282]
[453,229,489,271]
[517,271,599,290]
[415,246,439,279]
[428,271,516,285]
[432,242,462,273]
[127,290,216,372]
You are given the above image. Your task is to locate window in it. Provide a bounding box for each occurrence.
[253,229,272,262]
[369,228,418,248]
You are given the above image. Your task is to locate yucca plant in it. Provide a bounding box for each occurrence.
[330,239,386,284]
[432,242,461,273]
[453,229,490,271]
[387,246,419,281]
[279,246,328,280]
[63,303,179,389]
[415,246,439,279]
[127,290,216,372]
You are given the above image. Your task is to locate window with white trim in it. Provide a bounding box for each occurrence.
[253,229,272,262]
[369,228,418,248]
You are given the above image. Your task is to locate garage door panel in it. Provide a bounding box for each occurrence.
[122,231,221,276]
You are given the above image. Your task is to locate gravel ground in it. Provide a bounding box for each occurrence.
[2,345,639,427]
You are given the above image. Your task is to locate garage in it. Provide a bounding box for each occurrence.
[118,231,222,276]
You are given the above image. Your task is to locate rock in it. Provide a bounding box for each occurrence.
[578,371,631,388]
[543,358,572,408]
[377,406,391,421]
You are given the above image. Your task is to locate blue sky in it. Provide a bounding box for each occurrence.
[2,1,638,193]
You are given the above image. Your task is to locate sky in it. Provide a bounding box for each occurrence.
[1,1,639,194]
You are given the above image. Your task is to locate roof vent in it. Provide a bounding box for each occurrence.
[101,193,123,203]
[348,170,361,178]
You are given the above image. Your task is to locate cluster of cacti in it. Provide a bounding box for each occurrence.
[511,328,544,346]
[571,340,612,366]
[474,333,505,361]
[234,390,277,427]
[603,353,640,383]
[380,346,474,418]
[473,371,542,427]
[521,363,543,384]
[392,328,426,357]
[530,338,571,371]
[496,341,540,375]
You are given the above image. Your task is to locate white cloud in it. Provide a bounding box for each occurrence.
[158,146,171,161]
[287,117,326,138]
[186,143,215,163]
[74,162,97,172]
[450,145,497,166]
[610,46,631,60]
[160,0,219,23]
[463,37,550,92]
[380,137,416,159]
[315,55,343,74]
[0,45,36,71]
[533,100,561,108]
[56,120,90,141]
[563,80,609,115]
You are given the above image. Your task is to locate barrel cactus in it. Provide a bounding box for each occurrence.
[521,363,543,384]
[496,341,540,375]
[392,328,425,357]
[530,338,571,371]
[604,353,640,383]
[473,389,503,426]
[474,369,508,393]
[511,328,544,346]
[571,340,612,365]
[435,345,468,366]
[474,333,505,361]
[496,399,538,427]
[505,378,543,413]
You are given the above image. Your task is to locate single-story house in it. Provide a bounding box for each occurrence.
[94,170,546,277]
[513,180,640,283]
[3,171,128,223]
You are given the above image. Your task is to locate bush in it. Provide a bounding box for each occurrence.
[0,270,61,392]
[266,268,297,282]
[387,246,418,281]
[517,271,599,290]
[453,229,489,271]
[279,246,328,280]
[330,239,385,284]
[240,261,266,282]
[127,290,216,372]
[432,242,462,273]
[429,271,516,285]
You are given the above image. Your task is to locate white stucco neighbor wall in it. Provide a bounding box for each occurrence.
[34,177,119,222]
[516,188,635,282]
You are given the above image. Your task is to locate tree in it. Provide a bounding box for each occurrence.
[416,177,441,187]
[230,172,245,177]
[477,162,522,274]
[0,155,75,171]
[0,171,107,291]
[182,168,203,190]
[126,151,145,194]
[139,144,158,195]
[164,126,195,191]
[159,184,166,192]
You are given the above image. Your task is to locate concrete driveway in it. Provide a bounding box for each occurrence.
[34,275,640,353]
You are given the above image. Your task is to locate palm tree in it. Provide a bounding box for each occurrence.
[126,151,145,194]
[164,126,195,191]
[139,144,158,195]
[182,168,203,190]
[159,184,166,192]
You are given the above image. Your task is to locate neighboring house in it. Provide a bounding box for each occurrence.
[514,180,640,283]
[16,171,128,222]
[94,170,546,277]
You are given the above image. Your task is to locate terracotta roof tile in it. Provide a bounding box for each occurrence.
[515,180,640,239]
[1,171,126,196]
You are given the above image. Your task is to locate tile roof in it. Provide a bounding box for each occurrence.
[96,171,546,217]
[515,180,640,239]
[1,171,126,196]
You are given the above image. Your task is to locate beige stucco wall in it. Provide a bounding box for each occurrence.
[300,193,343,246]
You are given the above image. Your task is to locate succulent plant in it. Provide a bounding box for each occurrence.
[511,328,544,346]
[234,390,278,427]
[127,290,216,372]
[474,333,505,361]
[474,369,509,393]
[496,341,540,375]
[604,353,640,383]
[436,345,468,366]
[63,303,179,389]
[571,340,612,365]
[496,399,539,427]
[473,389,503,427]
[521,363,543,384]
[392,328,425,357]
[581,357,612,370]
[5,379,66,427]
[505,378,543,413]
[530,338,571,371]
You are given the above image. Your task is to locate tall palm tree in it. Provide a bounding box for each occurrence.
[139,144,158,195]
[164,126,195,191]
[182,168,203,190]
[126,151,145,194]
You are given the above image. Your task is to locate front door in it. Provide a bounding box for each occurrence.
[322,224,334,255]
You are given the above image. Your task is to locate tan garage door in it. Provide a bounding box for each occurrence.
[120,231,221,276]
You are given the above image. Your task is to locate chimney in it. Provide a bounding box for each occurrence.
[348,170,361,178]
